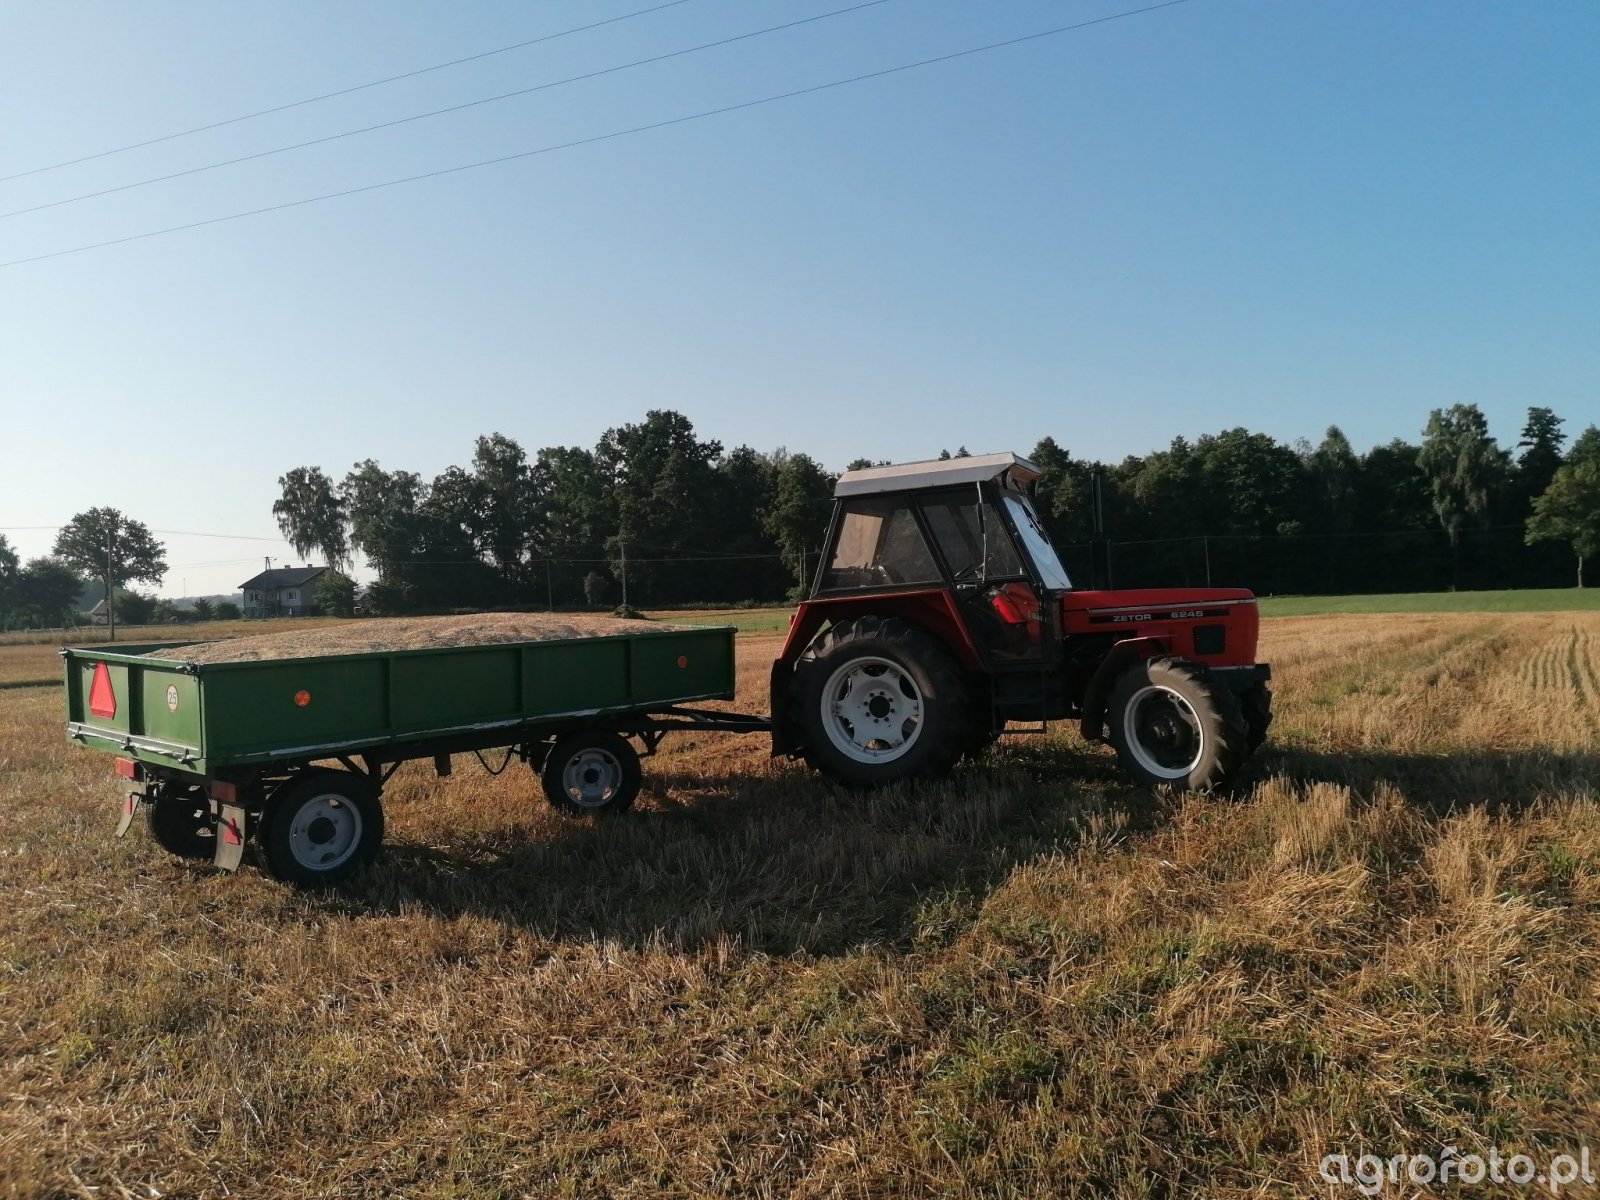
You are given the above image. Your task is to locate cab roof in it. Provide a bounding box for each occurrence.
[833,451,1041,499]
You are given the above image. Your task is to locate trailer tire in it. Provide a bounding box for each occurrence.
[146,785,216,860]
[261,769,383,887]
[791,616,971,786]
[1107,657,1246,792]
[541,731,642,816]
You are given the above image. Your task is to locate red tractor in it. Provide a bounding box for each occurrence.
[770,452,1272,790]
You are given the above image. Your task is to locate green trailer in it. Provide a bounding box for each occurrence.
[63,625,762,886]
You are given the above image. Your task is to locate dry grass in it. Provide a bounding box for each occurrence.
[3,613,1599,1198]
[139,612,690,664]
[0,617,346,647]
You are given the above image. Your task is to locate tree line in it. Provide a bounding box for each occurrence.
[3,402,1595,628]
[269,404,1599,612]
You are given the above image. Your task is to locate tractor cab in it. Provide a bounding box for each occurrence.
[812,453,1067,667]
[774,452,1273,792]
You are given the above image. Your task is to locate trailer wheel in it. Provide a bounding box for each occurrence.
[541,731,642,816]
[146,785,215,860]
[1107,657,1246,792]
[791,616,971,786]
[261,769,383,887]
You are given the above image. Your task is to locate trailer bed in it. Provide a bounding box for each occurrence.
[64,624,736,777]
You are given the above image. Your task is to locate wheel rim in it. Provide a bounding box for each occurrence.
[287,792,364,870]
[561,747,623,808]
[821,656,925,764]
[1123,685,1205,780]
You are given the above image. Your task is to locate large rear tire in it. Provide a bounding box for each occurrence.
[261,769,383,888]
[1106,657,1246,792]
[791,616,972,786]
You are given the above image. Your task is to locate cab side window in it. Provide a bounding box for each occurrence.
[921,499,1023,580]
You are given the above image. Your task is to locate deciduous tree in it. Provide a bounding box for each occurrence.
[11,557,80,627]
[762,452,833,594]
[52,509,166,633]
[273,467,348,570]
[1417,404,1508,586]
[1528,426,1600,587]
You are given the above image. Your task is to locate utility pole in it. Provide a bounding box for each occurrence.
[619,541,628,609]
[545,559,553,612]
[1203,536,1212,587]
[105,527,116,643]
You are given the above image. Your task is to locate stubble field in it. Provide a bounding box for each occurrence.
[2,611,1598,1198]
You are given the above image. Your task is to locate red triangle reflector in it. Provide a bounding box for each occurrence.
[88,663,116,719]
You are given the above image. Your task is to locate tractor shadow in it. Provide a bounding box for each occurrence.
[314,738,1598,955]
[1252,742,1600,816]
[322,737,1168,957]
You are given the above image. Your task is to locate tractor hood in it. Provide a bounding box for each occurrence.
[1060,587,1256,616]
[1058,587,1260,666]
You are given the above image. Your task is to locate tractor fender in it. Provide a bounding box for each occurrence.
[1079,637,1170,742]
[775,591,986,672]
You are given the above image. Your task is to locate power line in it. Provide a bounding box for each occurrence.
[0,0,699,185]
[1,0,896,221]
[151,528,291,542]
[1,0,1196,270]
[0,524,291,542]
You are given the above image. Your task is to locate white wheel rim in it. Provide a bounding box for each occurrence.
[821,656,925,764]
[562,748,622,808]
[288,792,364,870]
[1122,684,1205,780]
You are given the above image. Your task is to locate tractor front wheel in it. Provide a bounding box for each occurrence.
[1106,657,1247,792]
[792,617,971,786]
[1240,683,1273,752]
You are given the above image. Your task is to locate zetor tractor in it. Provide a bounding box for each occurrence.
[770,452,1272,790]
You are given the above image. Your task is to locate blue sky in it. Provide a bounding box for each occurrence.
[2,0,1596,596]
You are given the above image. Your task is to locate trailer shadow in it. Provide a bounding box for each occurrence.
[314,738,1599,956]
[322,738,1168,957]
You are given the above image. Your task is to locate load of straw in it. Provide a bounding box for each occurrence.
[143,613,685,664]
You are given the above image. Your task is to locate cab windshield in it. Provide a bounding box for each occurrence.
[1003,494,1072,590]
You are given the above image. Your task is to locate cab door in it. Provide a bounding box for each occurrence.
[917,491,1046,665]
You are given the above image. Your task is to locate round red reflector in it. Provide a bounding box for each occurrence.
[294,690,311,707]
[677,656,688,668]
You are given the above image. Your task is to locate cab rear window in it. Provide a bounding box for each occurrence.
[821,499,940,589]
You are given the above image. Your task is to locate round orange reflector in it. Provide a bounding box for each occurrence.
[677,656,688,668]
[294,690,312,707]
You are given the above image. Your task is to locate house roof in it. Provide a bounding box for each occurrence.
[833,452,1041,498]
[238,567,328,591]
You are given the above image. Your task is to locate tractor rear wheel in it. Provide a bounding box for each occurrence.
[1106,657,1246,792]
[791,617,972,786]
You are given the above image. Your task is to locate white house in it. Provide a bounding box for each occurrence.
[238,566,328,618]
